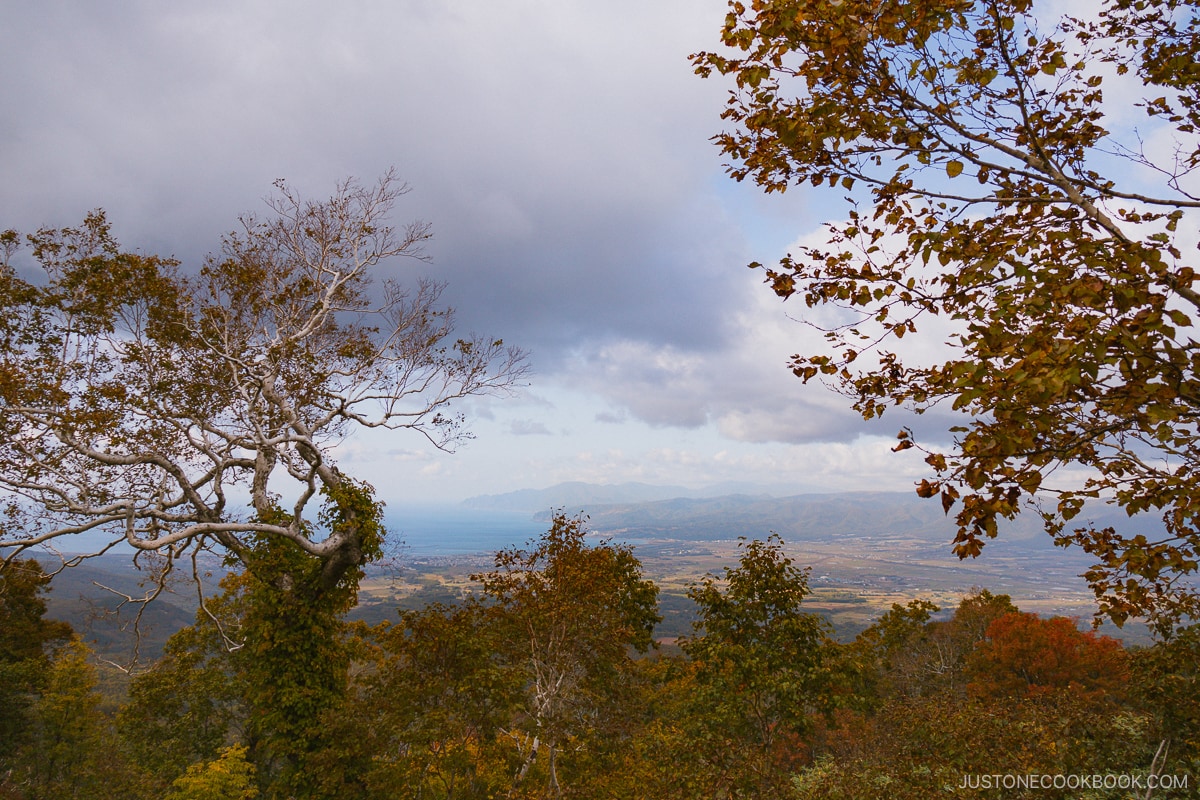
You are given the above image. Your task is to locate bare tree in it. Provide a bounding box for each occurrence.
[0,171,527,592]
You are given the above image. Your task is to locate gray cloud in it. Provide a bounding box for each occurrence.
[1,0,747,358]
[1,0,907,455]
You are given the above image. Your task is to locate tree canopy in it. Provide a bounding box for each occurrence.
[0,172,527,590]
[682,536,832,797]
[694,0,1200,629]
[0,558,73,759]
[473,512,661,797]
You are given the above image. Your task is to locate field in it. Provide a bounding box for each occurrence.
[353,530,1147,645]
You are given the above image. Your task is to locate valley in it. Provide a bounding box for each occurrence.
[34,488,1154,666]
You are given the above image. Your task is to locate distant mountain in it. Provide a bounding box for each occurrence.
[461,481,699,513]
[548,491,1007,543]
[463,483,1169,554]
[526,490,1168,555]
[460,480,807,513]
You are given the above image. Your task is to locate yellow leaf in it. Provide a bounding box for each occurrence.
[946,160,964,178]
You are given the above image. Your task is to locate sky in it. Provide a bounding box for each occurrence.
[0,0,1154,507]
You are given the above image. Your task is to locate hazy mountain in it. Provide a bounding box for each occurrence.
[461,481,700,513]
[460,480,807,513]
[528,490,1168,555]
[532,491,972,543]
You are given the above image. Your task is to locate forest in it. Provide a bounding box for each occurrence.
[1,513,1197,799]
[4,0,1200,796]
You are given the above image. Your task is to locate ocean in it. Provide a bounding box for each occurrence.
[382,505,548,556]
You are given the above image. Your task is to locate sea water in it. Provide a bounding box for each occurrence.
[382,505,548,557]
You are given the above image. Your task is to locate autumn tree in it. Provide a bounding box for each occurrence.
[695,0,1200,628]
[806,599,1157,800]
[473,512,661,799]
[682,536,832,798]
[0,558,72,760]
[0,172,525,794]
[850,598,944,702]
[966,611,1130,701]
[330,600,520,799]
[0,171,526,593]
[796,692,1157,800]
[9,638,146,800]
[849,590,1019,703]
[951,588,1021,647]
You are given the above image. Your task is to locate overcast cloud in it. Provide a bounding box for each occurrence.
[1,0,956,502]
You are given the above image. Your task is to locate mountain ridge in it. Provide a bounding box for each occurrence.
[467,483,1168,556]
[460,479,807,513]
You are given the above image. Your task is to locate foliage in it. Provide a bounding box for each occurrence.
[0,172,525,795]
[801,693,1160,800]
[8,638,146,800]
[846,590,1139,715]
[952,588,1022,646]
[966,611,1131,701]
[694,0,1200,628]
[472,512,661,799]
[0,559,72,758]
[163,745,258,800]
[0,559,73,665]
[815,594,1161,797]
[850,598,943,702]
[0,172,526,592]
[9,546,1200,799]
[342,602,520,799]
[120,526,365,800]
[1130,623,1200,761]
[234,524,366,799]
[681,535,832,797]
[580,656,710,800]
[118,573,247,788]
